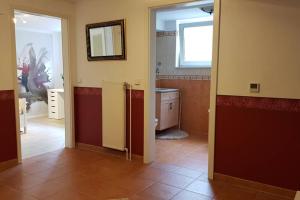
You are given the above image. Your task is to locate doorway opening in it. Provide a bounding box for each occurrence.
[14,10,66,159]
[150,0,214,181]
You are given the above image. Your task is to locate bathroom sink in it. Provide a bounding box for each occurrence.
[156,88,179,93]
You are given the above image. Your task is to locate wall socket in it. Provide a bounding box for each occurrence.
[250,83,260,93]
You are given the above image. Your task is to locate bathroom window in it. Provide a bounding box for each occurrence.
[178,21,213,68]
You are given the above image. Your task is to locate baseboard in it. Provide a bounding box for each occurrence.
[76,143,143,161]
[0,159,18,172]
[214,173,296,199]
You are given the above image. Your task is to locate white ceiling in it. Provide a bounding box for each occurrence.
[156,7,211,22]
[14,11,61,33]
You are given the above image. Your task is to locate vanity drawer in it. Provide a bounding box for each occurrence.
[161,92,179,101]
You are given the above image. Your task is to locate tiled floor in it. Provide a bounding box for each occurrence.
[21,117,65,159]
[0,135,292,200]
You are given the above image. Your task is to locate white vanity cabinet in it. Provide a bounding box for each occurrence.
[156,89,179,131]
[48,89,64,119]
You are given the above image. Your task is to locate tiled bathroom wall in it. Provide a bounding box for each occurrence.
[156,32,211,136]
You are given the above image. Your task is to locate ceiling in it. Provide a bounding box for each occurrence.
[14,11,61,33]
[156,7,211,22]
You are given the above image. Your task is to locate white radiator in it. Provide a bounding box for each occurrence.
[102,81,126,151]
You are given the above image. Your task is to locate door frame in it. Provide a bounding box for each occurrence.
[9,7,74,162]
[146,0,221,179]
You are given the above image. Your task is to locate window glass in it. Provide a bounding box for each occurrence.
[183,25,213,63]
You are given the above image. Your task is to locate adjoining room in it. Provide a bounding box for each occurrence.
[154,1,213,175]
[14,11,65,159]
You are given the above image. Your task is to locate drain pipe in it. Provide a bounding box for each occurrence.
[178,90,182,130]
[124,82,132,161]
[129,83,132,161]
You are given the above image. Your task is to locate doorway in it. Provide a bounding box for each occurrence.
[14,10,66,159]
[149,0,219,179]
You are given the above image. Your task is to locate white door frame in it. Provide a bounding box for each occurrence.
[146,0,221,179]
[10,7,74,162]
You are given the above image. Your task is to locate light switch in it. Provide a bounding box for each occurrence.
[250,83,260,93]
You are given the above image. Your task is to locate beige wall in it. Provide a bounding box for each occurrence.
[74,0,199,89]
[75,0,148,89]
[0,0,75,90]
[218,0,300,99]
[0,1,14,90]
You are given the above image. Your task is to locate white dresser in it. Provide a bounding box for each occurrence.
[48,89,64,119]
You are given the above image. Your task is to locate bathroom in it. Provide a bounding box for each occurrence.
[154,1,213,170]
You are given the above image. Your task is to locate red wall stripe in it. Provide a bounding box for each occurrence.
[0,90,18,162]
[215,95,300,190]
[74,87,102,146]
[126,90,144,156]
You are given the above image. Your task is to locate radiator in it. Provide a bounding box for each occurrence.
[102,81,126,151]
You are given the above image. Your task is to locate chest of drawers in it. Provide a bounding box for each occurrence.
[48,89,64,119]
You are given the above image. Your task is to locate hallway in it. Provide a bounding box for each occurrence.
[0,146,291,200]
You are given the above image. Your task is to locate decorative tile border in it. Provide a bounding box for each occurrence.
[0,90,15,101]
[156,31,177,37]
[217,95,300,112]
[157,75,211,80]
[74,87,102,96]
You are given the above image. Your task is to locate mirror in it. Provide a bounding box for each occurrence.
[86,19,126,61]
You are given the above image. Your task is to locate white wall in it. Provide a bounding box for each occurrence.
[52,32,64,89]
[217,0,300,99]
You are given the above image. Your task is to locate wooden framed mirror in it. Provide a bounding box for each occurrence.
[86,19,126,61]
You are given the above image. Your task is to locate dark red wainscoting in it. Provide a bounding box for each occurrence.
[215,95,300,190]
[0,90,18,162]
[74,87,102,146]
[126,90,144,156]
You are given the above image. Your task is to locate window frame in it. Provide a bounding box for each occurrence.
[178,20,213,68]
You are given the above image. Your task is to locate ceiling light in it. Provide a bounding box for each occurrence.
[200,5,214,15]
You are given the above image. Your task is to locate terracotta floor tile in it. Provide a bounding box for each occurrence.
[158,172,195,189]
[137,183,181,200]
[1,135,291,200]
[186,180,224,198]
[173,167,203,179]
[150,162,181,173]
[3,173,47,191]
[135,167,167,182]
[23,179,71,199]
[116,177,155,194]
[0,185,37,200]
[172,190,212,200]
[45,190,95,200]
